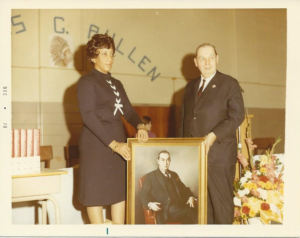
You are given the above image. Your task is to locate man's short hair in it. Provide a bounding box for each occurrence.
[195,43,218,56]
[157,150,171,160]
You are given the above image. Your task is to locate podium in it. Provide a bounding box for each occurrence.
[235,115,253,179]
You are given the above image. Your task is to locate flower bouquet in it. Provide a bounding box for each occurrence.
[233,123,284,225]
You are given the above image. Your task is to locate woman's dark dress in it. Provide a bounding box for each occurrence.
[77,68,141,206]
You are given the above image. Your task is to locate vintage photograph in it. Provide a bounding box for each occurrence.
[1,1,299,237]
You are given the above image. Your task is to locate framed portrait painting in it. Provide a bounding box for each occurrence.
[126,138,207,225]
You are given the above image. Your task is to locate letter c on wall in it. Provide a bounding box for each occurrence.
[54,17,65,34]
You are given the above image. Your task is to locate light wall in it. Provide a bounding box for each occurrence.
[11,9,286,168]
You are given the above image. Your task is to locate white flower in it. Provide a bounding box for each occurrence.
[256,171,261,176]
[240,177,248,185]
[269,203,281,216]
[260,155,268,166]
[245,171,252,179]
[238,188,250,197]
[234,197,242,207]
[253,155,260,164]
[257,188,268,200]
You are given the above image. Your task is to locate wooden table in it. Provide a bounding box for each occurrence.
[12,169,68,225]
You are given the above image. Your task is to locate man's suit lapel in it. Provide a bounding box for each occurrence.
[193,77,201,105]
[156,169,168,193]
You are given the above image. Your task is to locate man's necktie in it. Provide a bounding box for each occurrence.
[164,171,170,178]
[197,79,206,97]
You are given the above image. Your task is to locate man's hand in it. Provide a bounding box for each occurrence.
[186,197,196,208]
[204,132,216,155]
[148,202,162,211]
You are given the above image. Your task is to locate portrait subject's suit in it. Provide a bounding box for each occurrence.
[139,169,197,224]
[179,70,245,224]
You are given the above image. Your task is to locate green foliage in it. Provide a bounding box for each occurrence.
[233,180,241,193]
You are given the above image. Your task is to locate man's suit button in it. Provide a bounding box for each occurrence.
[168,198,170,200]
[193,117,196,120]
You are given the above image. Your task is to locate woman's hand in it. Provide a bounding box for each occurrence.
[109,141,131,161]
[115,143,131,161]
[137,124,149,143]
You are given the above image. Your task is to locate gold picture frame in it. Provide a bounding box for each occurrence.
[126,138,207,224]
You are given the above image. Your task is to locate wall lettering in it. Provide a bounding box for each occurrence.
[147,67,161,81]
[115,38,124,55]
[105,30,115,39]
[88,24,99,39]
[128,47,136,63]
[54,17,65,34]
[86,24,161,80]
[138,56,151,72]
[11,15,26,34]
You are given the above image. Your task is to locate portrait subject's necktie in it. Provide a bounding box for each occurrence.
[197,79,206,97]
[164,171,170,179]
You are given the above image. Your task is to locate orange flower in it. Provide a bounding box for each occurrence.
[261,203,270,211]
[242,206,250,215]
[259,175,269,183]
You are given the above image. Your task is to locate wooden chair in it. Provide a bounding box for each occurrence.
[64,145,79,168]
[40,145,53,169]
[252,137,275,155]
[139,176,157,224]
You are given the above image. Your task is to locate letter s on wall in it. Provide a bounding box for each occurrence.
[11,15,26,34]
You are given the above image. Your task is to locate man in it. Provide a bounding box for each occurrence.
[139,150,197,224]
[179,43,245,224]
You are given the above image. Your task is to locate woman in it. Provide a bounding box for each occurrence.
[77,33,148,224]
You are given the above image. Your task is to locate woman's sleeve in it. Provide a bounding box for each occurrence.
[77,77,115,146]
[119,82,142,128]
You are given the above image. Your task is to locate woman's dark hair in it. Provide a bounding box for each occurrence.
[141,116,152,124]
[86,33,115,64]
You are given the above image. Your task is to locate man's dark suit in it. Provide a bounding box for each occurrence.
[139,169,197,224]
[179,70,244,224]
